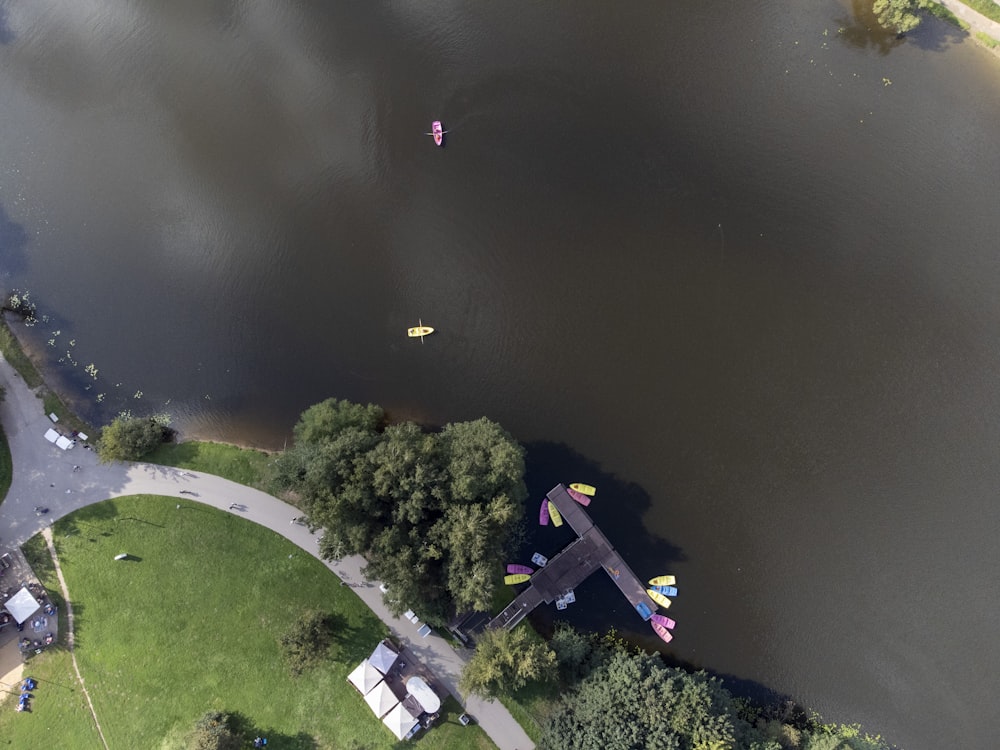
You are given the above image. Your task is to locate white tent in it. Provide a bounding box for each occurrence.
[406,675,441,714]
[44,429,59,444]
[347,660,383,694]
[368,640,399,675]
[382,701,420,740]
[55,435,74,450]
[4,587,41,625]
[364,680,398,719]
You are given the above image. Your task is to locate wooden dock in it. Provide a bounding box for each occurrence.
[488,484,657,630]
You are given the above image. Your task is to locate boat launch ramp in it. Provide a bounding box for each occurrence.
[487,484,657,631]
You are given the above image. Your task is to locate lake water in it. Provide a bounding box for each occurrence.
[2,1,1000,747]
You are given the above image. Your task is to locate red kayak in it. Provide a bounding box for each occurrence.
[432,120,444,146]
[567,488,591,506]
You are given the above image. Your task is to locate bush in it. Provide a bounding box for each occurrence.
[97,413,168,462]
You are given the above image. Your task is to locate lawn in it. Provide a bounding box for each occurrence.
[0,496,495,750]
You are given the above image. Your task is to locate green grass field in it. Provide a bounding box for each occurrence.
[0,496,495,750]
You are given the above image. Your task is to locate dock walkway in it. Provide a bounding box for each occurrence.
[488,484,656,630]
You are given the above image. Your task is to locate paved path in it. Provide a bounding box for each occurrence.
[0,352,534,750]
[934,0,1000,43]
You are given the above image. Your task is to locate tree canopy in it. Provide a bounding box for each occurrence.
[459,625,557,700]
[536,627,894,750]
[540,649,746,750]
[186,711,243,750]
[272,398,527,624]
[873,0,925,34]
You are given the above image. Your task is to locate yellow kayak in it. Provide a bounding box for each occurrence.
[504,573,530,585]
[647,588,672,608]
[407,325,434,338]
[547,501,563,527]
[569,483,596,496]
[648,575,676,587]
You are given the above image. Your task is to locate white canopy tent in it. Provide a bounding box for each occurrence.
[382,701,420,740]
[368,640,399,675]
[43,429,59,444]
[363,680,398,719]
[347,660,383,694]
[4,586,41,625]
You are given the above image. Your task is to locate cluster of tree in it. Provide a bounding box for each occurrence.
[97,412,170,462]
[873,0,926,35]
[480,624,895,750]
[271,398,527,625]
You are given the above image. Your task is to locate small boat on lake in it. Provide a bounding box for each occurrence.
[648,575,676,587]
[569,483,596,496]
[506,564,534,576]
[504,573,530,585]
[651,620,673,644]
[652,585,678,597]
[547,501,563,527]
[636,601,653,621]
[647,588,672,608]
[651,614,675,630]
[431,120,445,146]
[567,488,591,506]
[407,319,434,341]
[539,499,550,526]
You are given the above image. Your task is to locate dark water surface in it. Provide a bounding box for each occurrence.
[3,1,1000,746]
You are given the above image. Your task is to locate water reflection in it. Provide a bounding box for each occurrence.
[836,0,906,56]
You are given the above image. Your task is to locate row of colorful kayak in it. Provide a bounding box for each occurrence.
[646,575,678,643]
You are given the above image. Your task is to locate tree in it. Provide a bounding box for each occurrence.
[872,0,925,35]
[186,711,243,750]
[549,623,595,682]
[97,413,168,462]
[459,625,556,700]
[279,609,338,675]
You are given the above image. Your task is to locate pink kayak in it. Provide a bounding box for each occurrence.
[539,498,550,525]
[651,620,673,644]
[651,614,675,630]
[432,120,444,146]
[567,488,591,506]
[506,564,534,576]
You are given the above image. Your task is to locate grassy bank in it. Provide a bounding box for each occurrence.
[0,425,11,502]
[0,315,93,437]
[1,496,495,749]
[145,441,273,490]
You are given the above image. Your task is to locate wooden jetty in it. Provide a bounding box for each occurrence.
[488,484,657,631]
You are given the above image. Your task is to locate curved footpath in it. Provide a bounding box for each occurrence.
[0,354,534,750]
